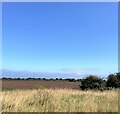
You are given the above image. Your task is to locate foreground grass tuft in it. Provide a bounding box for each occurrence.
[1,89,118,112]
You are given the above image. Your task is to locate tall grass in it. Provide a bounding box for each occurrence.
[1,89,118,112]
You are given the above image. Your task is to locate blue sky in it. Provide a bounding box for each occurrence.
[2,2,118,78]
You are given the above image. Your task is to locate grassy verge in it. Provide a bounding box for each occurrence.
[1,89,118,112]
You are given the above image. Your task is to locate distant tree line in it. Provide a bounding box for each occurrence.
[2,72,120,90]
[2,77,81,82]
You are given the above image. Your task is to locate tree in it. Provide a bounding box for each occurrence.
[80,75,106,90]
[59,78,63,81]
[76,79,81,82]
[65,78,76,82]
[107,73,120,88]
[56,78,58,80]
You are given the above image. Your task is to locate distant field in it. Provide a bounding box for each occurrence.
[2,80,80,90]
[1,89,118,112]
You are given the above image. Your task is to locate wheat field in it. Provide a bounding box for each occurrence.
[1,89,119,112]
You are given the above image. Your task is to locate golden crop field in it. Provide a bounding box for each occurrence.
[1,89,119,112]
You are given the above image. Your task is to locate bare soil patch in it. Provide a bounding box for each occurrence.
[2,80,80,89]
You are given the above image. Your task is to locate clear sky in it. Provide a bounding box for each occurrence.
[2,2,118,78]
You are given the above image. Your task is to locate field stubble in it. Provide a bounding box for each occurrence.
[1,88,119,112]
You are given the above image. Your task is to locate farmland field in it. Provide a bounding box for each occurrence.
[1,80,119,112]
[2,80,80,89]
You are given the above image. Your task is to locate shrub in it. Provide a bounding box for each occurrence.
[107,73,120,88]
[80,75,106,90]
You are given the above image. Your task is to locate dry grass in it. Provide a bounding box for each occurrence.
[1,89,119,112]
